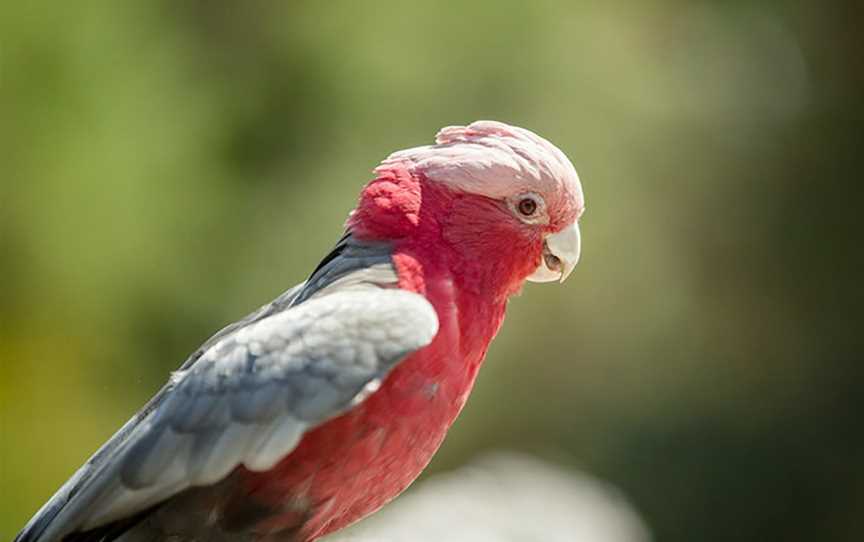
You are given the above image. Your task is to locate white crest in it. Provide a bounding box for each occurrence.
[377,120,583,208]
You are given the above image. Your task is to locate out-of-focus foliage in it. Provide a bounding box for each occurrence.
[1,1,861,540]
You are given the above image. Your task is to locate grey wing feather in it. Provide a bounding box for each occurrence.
[16,236,438,542]
[11,282,308,542]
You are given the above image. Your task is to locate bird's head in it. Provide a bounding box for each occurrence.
[349,121,584,293]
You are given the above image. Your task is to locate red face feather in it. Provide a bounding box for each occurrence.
[350,164,547,298]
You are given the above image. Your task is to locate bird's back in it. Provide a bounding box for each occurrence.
[110,269,481,542]
[15,235,440,542]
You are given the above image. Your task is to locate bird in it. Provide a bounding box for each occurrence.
[15,120,585,542]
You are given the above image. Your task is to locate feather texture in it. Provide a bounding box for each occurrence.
[15,237,437,542]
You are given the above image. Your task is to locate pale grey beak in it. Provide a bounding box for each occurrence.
[526,222,581,283]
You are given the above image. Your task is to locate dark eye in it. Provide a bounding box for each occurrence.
[517,197,538,217]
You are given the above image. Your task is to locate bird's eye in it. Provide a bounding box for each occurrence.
[509,192,547,224]
[517,197,538,217]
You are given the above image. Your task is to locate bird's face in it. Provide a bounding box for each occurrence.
[379,121,585,284]
[489,179,584,284]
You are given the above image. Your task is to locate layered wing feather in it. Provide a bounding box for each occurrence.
[16,236,438,542]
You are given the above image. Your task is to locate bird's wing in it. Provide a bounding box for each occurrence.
[16,236,438,542]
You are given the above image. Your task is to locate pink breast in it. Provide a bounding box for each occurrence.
[237,282,486,541]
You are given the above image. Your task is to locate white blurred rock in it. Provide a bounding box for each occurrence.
[326,452,650,542]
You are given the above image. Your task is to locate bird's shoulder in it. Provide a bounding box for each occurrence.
[16,233,439,542]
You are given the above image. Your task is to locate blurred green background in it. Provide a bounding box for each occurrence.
[2,1,861,540]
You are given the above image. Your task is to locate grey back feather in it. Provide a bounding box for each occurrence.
[15,235,438,542]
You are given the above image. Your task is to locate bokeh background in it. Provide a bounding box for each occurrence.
[2,1,862,540]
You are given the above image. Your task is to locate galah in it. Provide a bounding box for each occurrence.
[15,120,585,542]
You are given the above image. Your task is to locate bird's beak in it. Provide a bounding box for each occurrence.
[526,222,581,283]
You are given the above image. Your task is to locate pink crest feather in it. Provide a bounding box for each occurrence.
[377,120,584,217]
